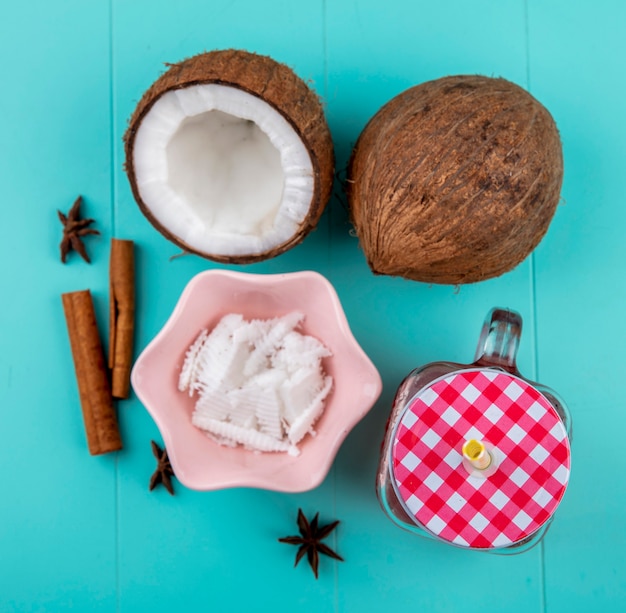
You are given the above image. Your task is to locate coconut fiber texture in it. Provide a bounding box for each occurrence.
[124,49,334,263]
[347,75,564,285]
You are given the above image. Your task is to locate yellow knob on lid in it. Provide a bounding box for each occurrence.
[462,439,492,470]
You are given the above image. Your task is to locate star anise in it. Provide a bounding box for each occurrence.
[278,508,343,579]
[58,195,100,263]
[149,440,175,495]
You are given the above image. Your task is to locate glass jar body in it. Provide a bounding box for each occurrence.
[376,309,572,554]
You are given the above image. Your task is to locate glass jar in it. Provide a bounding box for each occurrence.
[376,308,572,554]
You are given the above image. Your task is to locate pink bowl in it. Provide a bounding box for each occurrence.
[131,269,382,492]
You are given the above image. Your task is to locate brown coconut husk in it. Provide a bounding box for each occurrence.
[124,49,334,263]
[347,75,564,284]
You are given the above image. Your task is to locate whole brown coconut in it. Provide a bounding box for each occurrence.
[347,75,563,284]
[124,49,334,263]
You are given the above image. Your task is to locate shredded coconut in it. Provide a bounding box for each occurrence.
[179,312,332,455]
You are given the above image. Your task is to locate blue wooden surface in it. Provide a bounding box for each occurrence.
[1,1,624,611]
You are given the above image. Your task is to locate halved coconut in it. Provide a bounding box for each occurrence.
[124,49,334,263]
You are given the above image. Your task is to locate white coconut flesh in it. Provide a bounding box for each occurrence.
[132,84,315,256]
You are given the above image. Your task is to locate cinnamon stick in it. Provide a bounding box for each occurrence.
[109,239,135,399]
[62,290,123,455]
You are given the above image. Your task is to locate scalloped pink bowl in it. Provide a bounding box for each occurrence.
[131,270,382,492]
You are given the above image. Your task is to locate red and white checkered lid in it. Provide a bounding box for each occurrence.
[391,369,571,549]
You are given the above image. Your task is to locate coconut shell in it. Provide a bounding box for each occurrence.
[347,75,564,284]
[124,49,334,263]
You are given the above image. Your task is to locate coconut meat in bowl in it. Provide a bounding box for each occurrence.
[178,310,333,456]
[131,270,383,492]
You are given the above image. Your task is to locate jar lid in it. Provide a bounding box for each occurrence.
[390,369,571,549]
